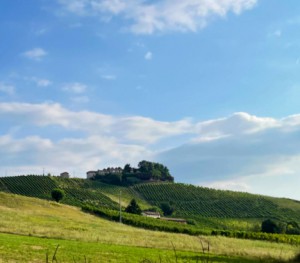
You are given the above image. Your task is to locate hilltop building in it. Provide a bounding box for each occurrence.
[86,171,97,179]
[60,172,70,178]
[86,167,123,179]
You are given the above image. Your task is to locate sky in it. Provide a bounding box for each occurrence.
[1,0,300,200]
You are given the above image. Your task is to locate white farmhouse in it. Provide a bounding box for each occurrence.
[142,211,161,219]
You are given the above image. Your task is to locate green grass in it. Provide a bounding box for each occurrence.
[0,192,299,262]
[0,232,283,263]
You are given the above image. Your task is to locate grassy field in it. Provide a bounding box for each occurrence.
[0,192,299,262]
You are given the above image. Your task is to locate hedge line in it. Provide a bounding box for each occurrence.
[211,230,300,245]
[81,205,206,235]
[82,205,300,245]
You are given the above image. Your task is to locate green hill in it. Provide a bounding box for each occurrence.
[1,175,300,233]
[1,192,298,262]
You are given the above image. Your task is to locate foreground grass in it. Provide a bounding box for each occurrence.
[0,192,299,262]
[0,232,275,263]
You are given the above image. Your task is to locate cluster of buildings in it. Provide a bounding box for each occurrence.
[59,167,123,179]
[86,167,123,179]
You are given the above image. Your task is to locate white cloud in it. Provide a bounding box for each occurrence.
[203,161,300,200]
[144,51,152,60]
[57,0,258,34]
[0,83,15,95]
[0,102,192,144]
[0,134,148,177]
[62,82,87,93]
[58,0,88,16]
[1,102,300,199]
[193,112,278,142]
[22,48,47,61]
[157,112,300,200]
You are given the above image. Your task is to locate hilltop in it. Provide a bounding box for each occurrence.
[86,160,174,185]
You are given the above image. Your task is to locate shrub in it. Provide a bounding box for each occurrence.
[51,188,65,202]
[125,199,142,215]
[160,202,174,216]
[261,219,278,233]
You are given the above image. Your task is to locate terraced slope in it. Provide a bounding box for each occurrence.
[1,175,300,227]
[0,175,121,209]
[132,182,300,223]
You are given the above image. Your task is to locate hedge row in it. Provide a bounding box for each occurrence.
[81,205,206,235]
[211,230,300,245]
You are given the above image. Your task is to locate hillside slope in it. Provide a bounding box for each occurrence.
[133,183,300,222]
[0,192,298,263]
[1,175,300,230]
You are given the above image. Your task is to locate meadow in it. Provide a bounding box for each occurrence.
[0,192,299,262]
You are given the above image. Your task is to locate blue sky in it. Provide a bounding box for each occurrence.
[1,0,300,200]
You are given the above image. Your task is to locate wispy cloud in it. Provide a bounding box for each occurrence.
[0,83,15,95]
[101,74,116,80]
[273,30,282,37]
[268,29,282,38]
[57,0,258,34]
[144,51,152,60]
[62,82,87,94]
[31,77,52,87]
[22,48,47,61]
[35,28,48,36]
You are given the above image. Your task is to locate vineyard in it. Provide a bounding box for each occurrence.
[0,175,144,210]
[132,183,300,223]
[1,175,300,233]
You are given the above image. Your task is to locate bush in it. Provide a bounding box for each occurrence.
[51,188,65,202]
[160,202,174,216]
[261,219,279,233]
[125,199,142,215]
[290,252,300,262]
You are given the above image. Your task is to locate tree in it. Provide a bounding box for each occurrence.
[261,219,278,233]
[137,160,173,182]
[160,202,174,216]
[51,188,65,202]
[123,164,132,174]
[125,199,142,215]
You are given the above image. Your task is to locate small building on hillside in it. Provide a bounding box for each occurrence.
[142,211,161,219]
[60,172,70,178]
[86,171,97,179]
